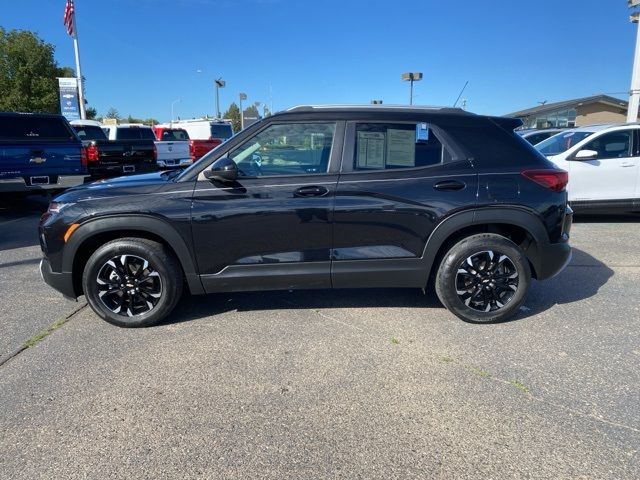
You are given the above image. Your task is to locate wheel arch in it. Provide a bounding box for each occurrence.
[423,207,550,282]
[64,215,204,297]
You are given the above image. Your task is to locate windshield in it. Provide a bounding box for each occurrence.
[535,131,593,156]
[72,125,108,141]
[159,129,189,141]
[116,127,156,140]
[210,124,233,139]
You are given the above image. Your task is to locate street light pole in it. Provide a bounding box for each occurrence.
[214,78,225,118]
[170,99,181,127]
[401,72,423,105]
[239,92,247,130]
[628,4,640,122]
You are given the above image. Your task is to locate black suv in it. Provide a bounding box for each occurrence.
[39,106,573,327]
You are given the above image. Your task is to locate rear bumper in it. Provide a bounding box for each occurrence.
[88,163,159,178]
[533,206,573,280]
[157,158,192,168]
[0,175,88,193]
[40,258,77,299]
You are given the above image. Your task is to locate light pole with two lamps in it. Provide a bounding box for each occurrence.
[401,72,423,105]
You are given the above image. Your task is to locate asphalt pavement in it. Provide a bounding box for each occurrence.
[0,197,638,479]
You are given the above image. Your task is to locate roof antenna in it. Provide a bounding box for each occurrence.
[453,81,469,107]
[537,100,548,106]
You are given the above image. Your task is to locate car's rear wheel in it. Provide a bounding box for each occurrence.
[435,233,531,323]
[82,238,183,327]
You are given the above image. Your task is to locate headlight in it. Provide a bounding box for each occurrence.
[47,202,75,214]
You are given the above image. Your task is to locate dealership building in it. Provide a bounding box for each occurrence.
[506,94,631,129]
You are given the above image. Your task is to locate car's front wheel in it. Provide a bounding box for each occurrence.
[82,238,183,327]
[435,233,531,323]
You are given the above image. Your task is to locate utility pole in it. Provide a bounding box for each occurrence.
[628,3,640,122]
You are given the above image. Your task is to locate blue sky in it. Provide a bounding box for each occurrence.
[2,0,636,121]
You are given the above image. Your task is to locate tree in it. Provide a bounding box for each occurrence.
[85,107,97,120]
[223,102,241,132]
[105,108,120,119]
[0,28,74,113]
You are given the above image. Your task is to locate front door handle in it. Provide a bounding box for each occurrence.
[293,185,329,197]
[433,180,466,191]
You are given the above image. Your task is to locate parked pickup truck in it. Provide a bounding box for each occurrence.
[71,121,158,179]
[151,127,192,168]
[0,112,88,194]
[156,119,233,161]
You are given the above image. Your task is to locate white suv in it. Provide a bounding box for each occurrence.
[535,124,640,213]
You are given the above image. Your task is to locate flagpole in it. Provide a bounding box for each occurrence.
[71,1,86,119]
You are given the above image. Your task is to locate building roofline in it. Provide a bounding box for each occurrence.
[505,94,628,118]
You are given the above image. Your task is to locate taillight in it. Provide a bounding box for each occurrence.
[80,147,88,167]
[189,141,196,161]
[153,144,158,161]
[521,169,568,193]
[86,144,99,162]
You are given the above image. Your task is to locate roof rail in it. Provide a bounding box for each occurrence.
[285,104,469,114]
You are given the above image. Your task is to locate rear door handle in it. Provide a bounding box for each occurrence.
[433,180,466,191]
[293,185,329,197]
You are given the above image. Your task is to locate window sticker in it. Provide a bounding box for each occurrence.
[356,131,385,168]
[416,123,429,142]
[386,129,416,167]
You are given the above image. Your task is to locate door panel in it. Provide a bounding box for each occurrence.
[568,129,639,201]
[191,175,338,291]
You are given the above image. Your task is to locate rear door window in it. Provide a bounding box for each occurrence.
[0,116,75,141]
[352,123,452,171]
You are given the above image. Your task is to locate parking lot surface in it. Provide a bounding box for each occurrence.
[0,198,638,479]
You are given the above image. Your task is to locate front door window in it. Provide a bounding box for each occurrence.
[228,123,336,177]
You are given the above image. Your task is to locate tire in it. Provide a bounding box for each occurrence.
[82,238,183,327]
[435,233,531,324]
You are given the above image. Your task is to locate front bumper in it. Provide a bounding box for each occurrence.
[40,258,77,299]
[0,175,89,193]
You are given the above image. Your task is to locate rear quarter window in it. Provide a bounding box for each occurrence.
[0,116,76,141]
[444,122,544,166]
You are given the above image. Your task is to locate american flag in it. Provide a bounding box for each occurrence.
[63,0,75,37]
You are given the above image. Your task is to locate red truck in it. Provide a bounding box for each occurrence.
[155,120,234,161]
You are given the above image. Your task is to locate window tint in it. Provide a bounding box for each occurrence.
[210,124,233,139]
[0,116,75,141]
[160,129,189,141]
[582,131,633,159]
[72,125,107,141]
[116,127,156,140]
[229,123,335,177]
[353,123,452,170]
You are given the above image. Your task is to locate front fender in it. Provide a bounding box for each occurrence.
[63,214,204,295]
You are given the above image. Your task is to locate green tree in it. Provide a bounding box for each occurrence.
[223,102,241,133]
[85,107,97,120]
[0,28,73,113]
[105,108,120,119]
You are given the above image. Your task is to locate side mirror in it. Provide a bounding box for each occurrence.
[572,149,598,161]
[204,156,238,182]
